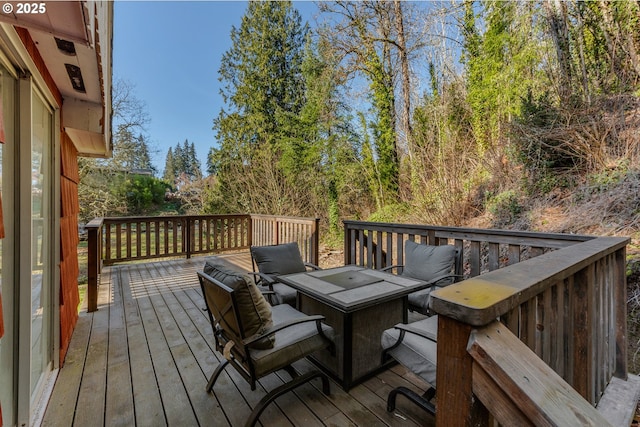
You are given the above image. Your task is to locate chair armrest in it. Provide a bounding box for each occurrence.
[393,323,437,343]
[381,264,403,273]
[304,262,321,271]
[248,271,276,286]
[424,273,463,287]
[243,315,329,346]
[382,321,438,364]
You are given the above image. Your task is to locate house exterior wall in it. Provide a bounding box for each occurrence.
[59,133,81,363]
[0,2,111,425]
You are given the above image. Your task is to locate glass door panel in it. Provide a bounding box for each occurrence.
[30,91,51,396]
[0,64,15,426]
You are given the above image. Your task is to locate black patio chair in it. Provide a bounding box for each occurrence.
[198,262,334,427]
[250,242,320,306]
[380,315,439,416]
[382,240,462,315]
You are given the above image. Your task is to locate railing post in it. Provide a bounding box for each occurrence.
[343,221,351,265]
[273,218,279,246]
[185,216,192,259]
[248,215,253,247]
[312,217,320,265]
[436,315,490,426]
[614,246,628,379]
[86,218,103,313]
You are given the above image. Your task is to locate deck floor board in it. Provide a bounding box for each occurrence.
[42,253,435,427]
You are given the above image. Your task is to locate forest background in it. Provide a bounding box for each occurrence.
[79,1,640,369]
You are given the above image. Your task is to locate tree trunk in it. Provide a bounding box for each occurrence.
[543,0,573,103]
[394,0,413,160]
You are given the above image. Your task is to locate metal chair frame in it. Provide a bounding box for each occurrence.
[198,271,332,426]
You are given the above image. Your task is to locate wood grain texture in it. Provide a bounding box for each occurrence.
[468,321,612,426]
[435,316,489,427]
[44,255,434,427]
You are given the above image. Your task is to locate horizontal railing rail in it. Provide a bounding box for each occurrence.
[85,214,320,312]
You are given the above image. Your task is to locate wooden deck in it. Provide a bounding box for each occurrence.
[42,253,435,427]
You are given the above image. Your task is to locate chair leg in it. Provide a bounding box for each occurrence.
[387,386,436,416]
[244,370,330,427]
[423,386,436,402]
[206,359,229,393]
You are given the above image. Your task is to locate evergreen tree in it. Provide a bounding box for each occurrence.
[135,134,154,171]
[163,147,176,182]
[211,1,308,214]
[173,143,185,177]
[188,141,202,180]
[111,125,155,172]
[163,139,202,183]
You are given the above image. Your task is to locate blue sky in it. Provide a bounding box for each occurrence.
[113,1,319,174]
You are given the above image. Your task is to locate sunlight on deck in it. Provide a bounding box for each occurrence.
[43,253,434,427]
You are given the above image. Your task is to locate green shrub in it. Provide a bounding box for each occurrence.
[487,190,522,227]
[367,203,411,223]
[119,175,169,214]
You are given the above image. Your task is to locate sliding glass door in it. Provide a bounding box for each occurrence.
[0,63,15,427]
[0,70,57,426]
[29,90,53,399]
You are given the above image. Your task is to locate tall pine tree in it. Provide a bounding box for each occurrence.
[210,1,308,214]
[163,147,176,182]
[163,139,202,184]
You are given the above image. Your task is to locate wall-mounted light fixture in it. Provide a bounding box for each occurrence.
[64,64,85,93]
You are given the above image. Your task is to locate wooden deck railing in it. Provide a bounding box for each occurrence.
[343,220,593,275]
[432,236,629,425]
[344,220,630,425]
[85,214,319,312]
[251,214,320,265]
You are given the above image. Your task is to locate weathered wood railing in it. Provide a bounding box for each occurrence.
[97,214,251,265]
[344,220,631,425]
[86,214,319,312]
[344,220,592,275]
[251,214,320,265]
[432,236,629,425]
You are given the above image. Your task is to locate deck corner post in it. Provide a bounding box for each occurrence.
[86,217,104,313]
[343,221,351,265]
[185,216,192,259]
[312,217,320,265]
[436,315,489,427]
[614,246,628,379]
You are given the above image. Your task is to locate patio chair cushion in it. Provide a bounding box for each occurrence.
[381,315,438,386]
[269,283,297,306]
[251,242,306,276]
[249,303,334,378]
[203,261,274,349]
[407,289,438,314]
[403,240,457,286]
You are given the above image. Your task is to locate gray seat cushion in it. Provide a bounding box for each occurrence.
[203,261,274,349]
[403,241,457,313]
[251,242,306,275]
[403,240,457,284]
[250,304,334,378]
[381,315,438,386]
[407,288,435,313]
[271,283,297,306]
